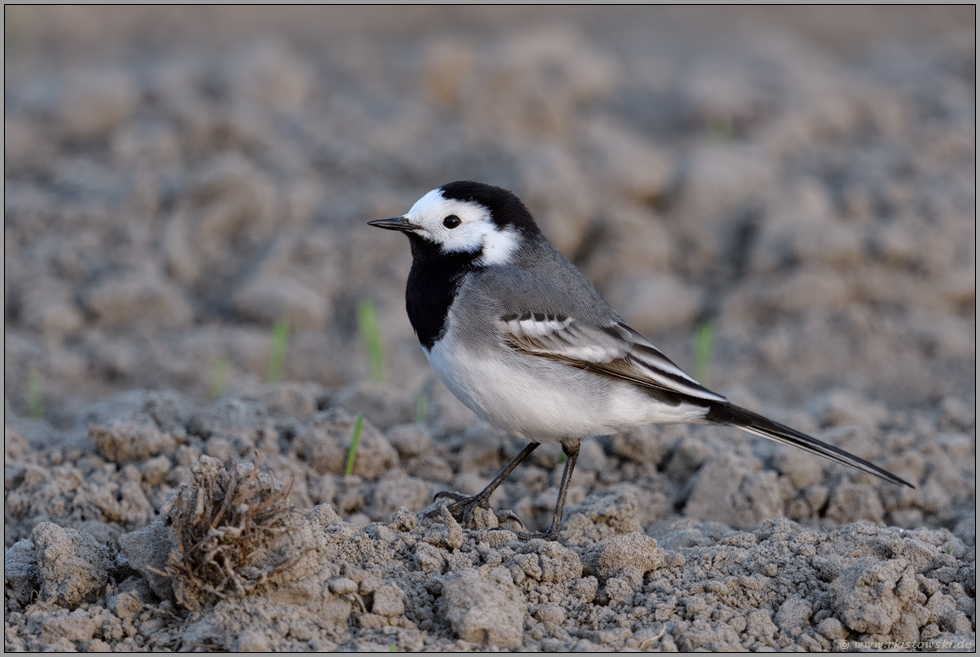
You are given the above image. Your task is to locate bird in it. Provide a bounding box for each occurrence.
[368,181,913,541]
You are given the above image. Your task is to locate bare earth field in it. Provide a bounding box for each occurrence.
[4,6,975,651]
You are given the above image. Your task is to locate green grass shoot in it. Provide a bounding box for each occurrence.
[210,354,229,400]
[708,119,734,143]
[415,392,429,425]
[266,319,290,383]
[357,299,386,384]
[693,320,715,385]
[27,365,42,419]
[344,413,365,476]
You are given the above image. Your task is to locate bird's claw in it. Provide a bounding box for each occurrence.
[505,526,560,542]
[426,491,487,525]
[432,490,473,505]
[427,490,527,531]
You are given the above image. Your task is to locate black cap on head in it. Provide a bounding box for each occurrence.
[439,181,541,235]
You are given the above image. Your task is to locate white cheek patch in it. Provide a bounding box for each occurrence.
[404,187,519,264]
[438,222,490,253]
[477,226,519,266]
[405,189,495,252]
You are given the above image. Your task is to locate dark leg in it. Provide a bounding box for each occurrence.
[432,442,539,527]
[527,437,580,541]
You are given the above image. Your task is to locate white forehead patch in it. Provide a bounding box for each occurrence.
[405,188,519,265]
[406,189,470,223]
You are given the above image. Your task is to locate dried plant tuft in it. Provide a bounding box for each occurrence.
[163,455,301,610]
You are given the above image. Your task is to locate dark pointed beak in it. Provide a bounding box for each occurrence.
[368,217,417,232]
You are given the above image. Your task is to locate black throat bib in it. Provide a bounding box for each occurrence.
[404,235,479,350]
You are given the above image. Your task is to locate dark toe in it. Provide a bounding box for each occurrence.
[433,490,468,502]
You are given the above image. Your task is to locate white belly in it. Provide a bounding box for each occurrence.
[425,339,706,442]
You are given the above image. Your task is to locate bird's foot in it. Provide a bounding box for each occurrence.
[503,525,561,542]
[431,489,476,506]
[493,508,527,531]
[428,491,526,531]
[430,490,487,523]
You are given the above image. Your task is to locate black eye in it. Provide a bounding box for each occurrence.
[443,215,461,229]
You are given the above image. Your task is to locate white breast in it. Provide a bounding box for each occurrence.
[424,336,707,443]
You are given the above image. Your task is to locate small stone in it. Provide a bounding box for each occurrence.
[372,476,432,520]
[684,455,782,530]
[442,566,525,648]
[108,591,142,620]
[583,533,665,579]
[32,523,114,608]
[830,558,916,635]
[372,584,405,617]
[237,630,272,652]
[423,506,464,550]
[774,596,812,632]
[90,416,176,463]
[30,608,97,644]
[141,455,172,486]
[563,490,643,536]
[414,542,445,574]
[816,617,844,641]
[4,539,40,605]
[535,604,566,626]
[386,424,433,459]
[328,577,358,595]
[576,438,609,473]
[118,518,174,601]
[825,484,885,524]
[483,529,518,547]
[86,639,112,652]
[390,506,418,532]
[312,503,342,527]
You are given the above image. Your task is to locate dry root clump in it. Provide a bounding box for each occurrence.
[162,456,301,610]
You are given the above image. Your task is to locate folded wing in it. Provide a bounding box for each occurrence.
[500,311,914,489]
[500,311,727,403]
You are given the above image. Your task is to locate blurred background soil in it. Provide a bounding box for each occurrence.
[4,6,974,423]
[2,6,976,651]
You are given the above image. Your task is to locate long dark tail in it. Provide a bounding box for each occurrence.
[706,403,914,489]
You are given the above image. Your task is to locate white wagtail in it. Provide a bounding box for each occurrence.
[369,181,913,540]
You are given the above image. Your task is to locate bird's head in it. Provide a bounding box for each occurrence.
[368,181,540,266]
